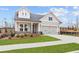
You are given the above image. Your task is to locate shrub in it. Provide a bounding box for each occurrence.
[16,34,20,38]
[0,34,2,39]
[0,34,6,38]
[8,36,11,39]
[24,34,27,37]
[0,35,3,38]
[30,34,33,37]
[11,33,15,37]
[20,34,24,38]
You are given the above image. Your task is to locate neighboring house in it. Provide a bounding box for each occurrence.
[14,7,61,35]
[60,27,79,34]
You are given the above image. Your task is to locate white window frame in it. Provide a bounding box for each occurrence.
[19,24,23,31]
[49,17,52,21]
[24,24,28,32]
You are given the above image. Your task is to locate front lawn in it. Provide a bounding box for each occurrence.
[1,43,79,53]
[0,36,58,45]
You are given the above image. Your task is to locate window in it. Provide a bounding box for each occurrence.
[25,28,28,31]
[25,24,27,27]
[24,24,28,31]
[22,12,27,16]
[20,28,23,31]
[49,17,52,21]
[20,24,23,27]
[25,13,27,15]
[20,24,23,31]
[22,12,25,15]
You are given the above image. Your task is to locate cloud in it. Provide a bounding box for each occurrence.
[50,8,69,16]
[72,11,79,16]
[72,6,79,16]
[49,7,69,21]
[73,6,79,10]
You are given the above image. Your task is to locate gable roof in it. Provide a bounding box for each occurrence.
[49,12,62,23]
[15,7,61,23]
[15,13,45,22]
[16,7,31,13]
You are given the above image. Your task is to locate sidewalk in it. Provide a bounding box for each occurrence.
[0,40,72,51]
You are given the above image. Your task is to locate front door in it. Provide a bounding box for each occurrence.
[33,23,38,33]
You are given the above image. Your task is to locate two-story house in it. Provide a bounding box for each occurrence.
[14,7,61,35]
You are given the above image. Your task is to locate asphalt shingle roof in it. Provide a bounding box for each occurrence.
[30,13,45,22]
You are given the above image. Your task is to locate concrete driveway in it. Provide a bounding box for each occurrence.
[47,34,79,43]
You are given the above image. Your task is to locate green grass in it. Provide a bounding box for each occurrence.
[0,36,58,45]
[1,43,79,53]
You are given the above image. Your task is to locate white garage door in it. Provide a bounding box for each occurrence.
[42,26,58,35]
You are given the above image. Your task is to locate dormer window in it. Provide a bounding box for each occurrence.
[17,7,30,19]
[22,12,25,15]
[25,13,27,15]
[22,12,27,16]
[49,17,52,21]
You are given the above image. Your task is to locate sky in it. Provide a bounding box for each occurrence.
[0,6,79,27]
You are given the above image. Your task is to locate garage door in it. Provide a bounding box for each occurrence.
[42,26,58,35]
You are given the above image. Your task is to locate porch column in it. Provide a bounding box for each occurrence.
[38,23,41,33]
[30,22,33,33]
[15,22,19,32]
[23,24,25,32]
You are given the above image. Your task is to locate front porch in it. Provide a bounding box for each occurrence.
[15,21,41,34]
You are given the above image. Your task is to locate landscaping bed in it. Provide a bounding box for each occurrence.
[1,43,79,53]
